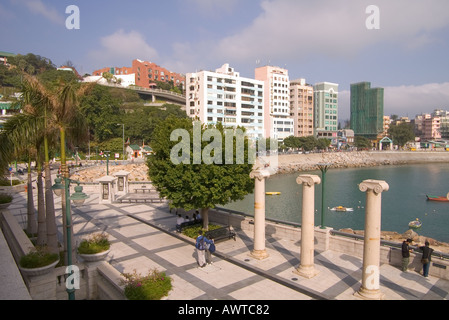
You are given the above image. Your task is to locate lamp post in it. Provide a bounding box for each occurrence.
[52,175,89,300]
[104,150,111,175]
[117,124,124,161]
[316,163,332,229]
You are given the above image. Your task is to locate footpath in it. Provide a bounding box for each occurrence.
[2,192,449,301]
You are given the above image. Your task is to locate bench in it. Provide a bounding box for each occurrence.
[205,226,236,243]
[134,186,152,193]
[176,219,203,233]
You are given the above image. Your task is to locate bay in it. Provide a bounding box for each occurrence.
[224,163,449,243]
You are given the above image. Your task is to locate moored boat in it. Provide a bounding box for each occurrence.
[330,206,354,212]
[426,195,449,202]
[408,218,422,229]
[266,192,281,195]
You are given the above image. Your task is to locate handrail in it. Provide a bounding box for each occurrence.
[213,209,449,261]
[98,83,185,99]
[330,230,449,261]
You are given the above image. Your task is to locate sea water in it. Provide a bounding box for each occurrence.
[224,163,449,243]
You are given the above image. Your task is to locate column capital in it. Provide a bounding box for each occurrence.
[296,174,321,187]
[359,179,389,195]
[250,169,270,181]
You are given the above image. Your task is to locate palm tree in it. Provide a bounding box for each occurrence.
[5,76,60,252]
[2,113,39,237]
[51,79,94,263]
[22,75,59,253]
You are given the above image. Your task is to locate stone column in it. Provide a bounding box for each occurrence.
[249,169,270,260]
[356,179,389,300]
[294,175,321,278]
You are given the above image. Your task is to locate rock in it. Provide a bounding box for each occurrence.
[402,229,419,240]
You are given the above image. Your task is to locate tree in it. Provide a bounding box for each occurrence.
[1,75,60,253]
[388,123,415,148]
[317,138,331,150]
[354,136,372,150]
[148,118,254,230]
[299,136,317,151]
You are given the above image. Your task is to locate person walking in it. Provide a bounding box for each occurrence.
[419,241,434,277]
[401,239,413,272]
[195,230,213,268]
[205,236,215,265]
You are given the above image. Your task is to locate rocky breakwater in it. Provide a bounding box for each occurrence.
[276,151,388,174]
[276,151,449,174]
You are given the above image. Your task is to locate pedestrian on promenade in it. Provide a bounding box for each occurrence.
[419,241,434,277]
[401,238,413,272]
[205,235,215,265]
[196,230,213,268]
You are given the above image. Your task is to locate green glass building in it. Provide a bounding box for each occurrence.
[350,82,384,139]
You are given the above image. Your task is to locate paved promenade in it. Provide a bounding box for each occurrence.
[3,191,449,301]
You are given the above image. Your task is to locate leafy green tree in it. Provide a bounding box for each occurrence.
[388,123,415,148]
[355,136,372,150]
[148,117,254,230]
[283,136,301,150]
[299,136,317,151]
[317,138,331,150]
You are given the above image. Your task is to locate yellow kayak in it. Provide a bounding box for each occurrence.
[266,192,281,195]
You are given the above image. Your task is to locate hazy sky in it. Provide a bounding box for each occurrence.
[1,0,449,120]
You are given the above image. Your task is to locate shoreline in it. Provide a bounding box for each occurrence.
[275,150,449,174]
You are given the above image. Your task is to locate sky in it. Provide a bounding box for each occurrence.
[1,0,449,120]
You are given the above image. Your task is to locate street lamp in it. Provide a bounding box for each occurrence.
[52,175,89,300]
[316,163,332,229]
[117,123,125,161]
[104,150,111,175]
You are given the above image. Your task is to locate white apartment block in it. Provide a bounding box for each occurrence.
[255,66,294,141]
[186,64,264,140]
[290,78,314,137]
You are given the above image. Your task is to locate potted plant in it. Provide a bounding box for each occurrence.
[77,232,111,262]
[0,193,13,210]
[121,268,172,300]
[19,246,60,276]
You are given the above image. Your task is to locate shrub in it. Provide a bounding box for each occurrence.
[19,247,59,268]
[0,193,13,204]
[77,233,110,254]
[182,224,222,239]
[121,268,172,300]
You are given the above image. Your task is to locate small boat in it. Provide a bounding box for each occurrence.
[330,206,354,212]
[266,192,281,195]
[408,218,422,229]
[426,195,449,202]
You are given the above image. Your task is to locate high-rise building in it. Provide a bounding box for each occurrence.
[313,82,339,139]
[255,66,294,140]
[290,78,314,137]
[350,82,384,139]
[186,64,264,140]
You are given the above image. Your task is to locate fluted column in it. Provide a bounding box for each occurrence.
[356,179,389,300]
[294,175,321,278]
[249,169,270,260]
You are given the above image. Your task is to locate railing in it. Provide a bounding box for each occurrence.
[215,207,449,262]
[330,229,449,261]
[99,82,185,99]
